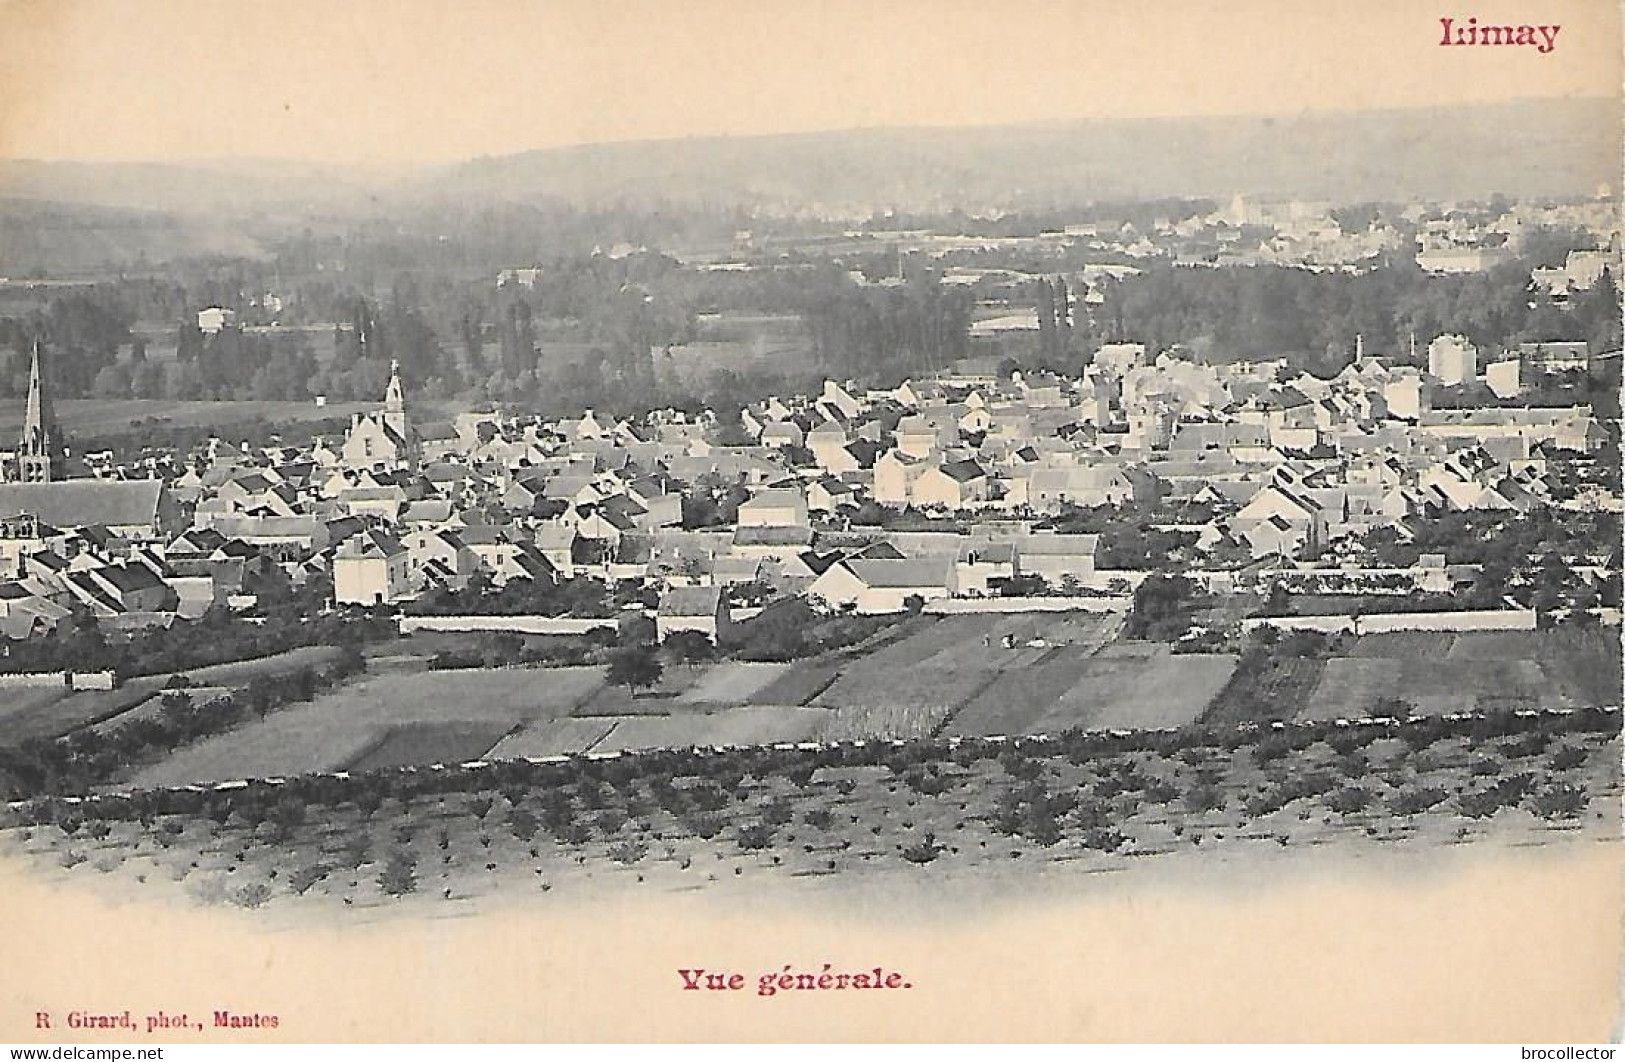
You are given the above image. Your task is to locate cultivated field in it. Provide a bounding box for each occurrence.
[99,621,1623,793]
[122,667,605,787]
[1301,630,1621,721]
[809,613,1125,739]
[9,708,1617,917]
[0,644,352,745]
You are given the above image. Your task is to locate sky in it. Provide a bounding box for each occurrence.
[0,0,1619,166]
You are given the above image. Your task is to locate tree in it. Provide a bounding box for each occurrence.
[606,644,664,696]
[378,850,418,897]
[662,630,715,664]
[1125,573,1199,640]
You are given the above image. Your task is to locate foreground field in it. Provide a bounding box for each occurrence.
[102,618,1624,792]
[1298,629,1620,721]
[0,645,348,745]
[123,667,604,787]
[112,615,1152,786]
[7,708,1617,917]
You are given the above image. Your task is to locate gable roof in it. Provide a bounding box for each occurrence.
[0,480,167,529]
[658,585,723,617]
[845,558,952,589]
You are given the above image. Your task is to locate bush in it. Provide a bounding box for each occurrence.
[609,840,649,865]
[761,797,794,826]
[508,808,540,842]
[901,838,940,864]
[378,850,418,896]
[1326,786,1374,814]
[1387,786,1448,816]
[1079,827,1127,852]
[1182,783,1225,813]
[1527,784,1587,821]
[1502,733,1551,759]
[662,630,716,665]
[1548,745,1588,771]
[1457,789,1510,819]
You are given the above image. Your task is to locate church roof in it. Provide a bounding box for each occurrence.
[0,480,167,529]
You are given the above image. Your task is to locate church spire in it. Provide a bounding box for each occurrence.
[18,338,59,482]
[382,358,407,438]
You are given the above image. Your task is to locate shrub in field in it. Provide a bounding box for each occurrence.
[1527,785,1587,821]
[1000,749,1045,782]
[1469,756,1504,777]
[736,823,776,850]
[1548,745,1588,772]
[1243,791,1283,818]
[803,808,834,831]
[287,864,328,896]
[1334,751,1370,779]
[341,836,372,870]
[1092,774,1130,800]
[901,837,941,864]
[1071,797,1113,830]
[508,808,540,842]
[378,850,419,897]
[1387,786,1448,816]
[1253,732,1293,765]
[1328,730,1372,757]
[688,814,724,840]
[761,798,794,826]
[1079,827,1127,852]
[609,840,649,865]
[555,821,591,846]
[1491,772,1539,803]
[1023,808,1063,847]
[1501,733,1551,759]
[1182,783,1225,814]
[904,768,955,796]
[1143,780,1180,805]
[686,783,729,813]
[233,882,273,909]
[1326,786,1374,815]
[1456,789,1510,820]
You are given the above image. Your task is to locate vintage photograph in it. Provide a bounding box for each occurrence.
[0,0,1619,1045]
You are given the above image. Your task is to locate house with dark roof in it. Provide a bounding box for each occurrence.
[0,480,178,540]
[912,459,989,509]
[656,584,733,643]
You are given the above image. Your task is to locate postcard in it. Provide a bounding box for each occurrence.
[0,0,1619,1044]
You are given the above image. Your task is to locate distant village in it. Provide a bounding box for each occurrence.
[0,303,1614,655]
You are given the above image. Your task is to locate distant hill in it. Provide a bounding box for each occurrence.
[0,198,267,276]
[419,98,1620,212]
[0,98,1615,274]
[0,157,390,215]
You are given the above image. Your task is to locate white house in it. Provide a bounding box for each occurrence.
[334,529,412,606]
[807,557,953,613]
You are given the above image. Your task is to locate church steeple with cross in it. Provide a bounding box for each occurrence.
[17,338,62,483]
